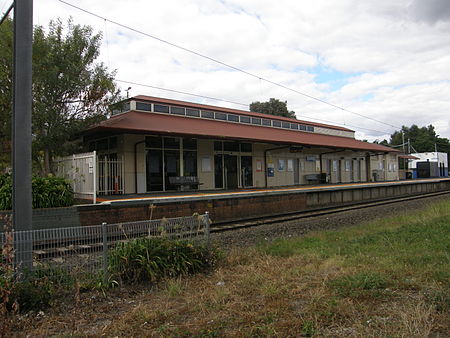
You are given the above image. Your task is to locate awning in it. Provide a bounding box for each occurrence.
[86,111,399,153]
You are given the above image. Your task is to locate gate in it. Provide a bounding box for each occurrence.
[55,152,124,202]
[97,155,124,195]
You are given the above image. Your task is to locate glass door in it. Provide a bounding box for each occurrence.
[214,154,224,189]
[241,156,253,187]
[146,149,163,191]
[293,158,299,185]
[224,154,238,189]
[164,150,180,190]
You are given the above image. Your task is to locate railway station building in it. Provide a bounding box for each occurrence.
[81,95,400,194]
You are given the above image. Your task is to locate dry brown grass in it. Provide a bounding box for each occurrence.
[9,200,450,337]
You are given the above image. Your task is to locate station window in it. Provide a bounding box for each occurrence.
[170,106,185,115]
[214,141,223,151]
[224,141,239,152]
[272,120,281,128]
[240,143,252,152]
[227,114,239,122]
[307,126,314,132]
[299,125,307,131]
[282,122,290,129]
[136,102,151,111]
[164,137,180,149]
[290,123,299,130]
[111,102,130,115]
[262,119,271,126]
[201,110,214,119]
[251,117,262,125]
[183,138,197,150]
[145,136,163,148]
[240,116,251,124]
[154,104,169,113]
[215,112,227,121]
[186,108,200,117]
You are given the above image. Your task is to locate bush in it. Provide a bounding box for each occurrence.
[0,269,54,313]
[0,174,74,210]
[109,238,218,284]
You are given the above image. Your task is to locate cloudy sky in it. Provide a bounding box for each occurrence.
[3,0,450,143]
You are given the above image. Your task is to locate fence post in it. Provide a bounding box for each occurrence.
[102,222,108,282]
[204,212,210,247]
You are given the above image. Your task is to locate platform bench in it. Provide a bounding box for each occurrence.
[169,176,203,190]
[305,173,327,184]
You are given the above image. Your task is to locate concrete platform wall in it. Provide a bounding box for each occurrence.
[2,179,449,228]
[75,179,450,226]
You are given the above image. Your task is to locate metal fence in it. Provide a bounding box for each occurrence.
[97,155,124,196]
[54,152,125,203]
[1,213,210,278]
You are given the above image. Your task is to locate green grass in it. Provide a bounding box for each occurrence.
[10,198,450,337]
[259,200,450,291]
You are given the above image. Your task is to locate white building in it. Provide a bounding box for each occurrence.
[408,152,448,178]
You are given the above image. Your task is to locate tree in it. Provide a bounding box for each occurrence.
[390,124,450,154]
[387,124,450,167]
[0,18,120,175]
[0,17,13,172]
[250,98,296,119]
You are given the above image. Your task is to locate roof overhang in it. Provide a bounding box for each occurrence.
[399,154,420,160]
[85,111,399,153]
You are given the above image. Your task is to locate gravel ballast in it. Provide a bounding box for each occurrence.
[211,193,450,249]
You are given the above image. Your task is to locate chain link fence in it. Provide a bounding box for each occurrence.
[1,213,211,278]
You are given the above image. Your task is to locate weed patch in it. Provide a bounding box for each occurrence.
[109,238,219,284]
[328,271,389,299]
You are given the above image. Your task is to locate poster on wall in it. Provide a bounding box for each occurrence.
[287,159,294,172]
[278,159,285,171]
[256,159,262,172]
[267,163,275,177]
[201,157,211,172]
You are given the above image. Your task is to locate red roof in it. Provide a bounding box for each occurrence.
[87,111,398,153]
[399,154,420,160]
[133,95,354,133]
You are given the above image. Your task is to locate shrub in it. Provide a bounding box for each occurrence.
[109,238,218,284]
[0,174,74,210]
[9,276,54,312]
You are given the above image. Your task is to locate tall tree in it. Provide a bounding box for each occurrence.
[390,124,450,154]
[250,98,296,119]
[0,18,120,175]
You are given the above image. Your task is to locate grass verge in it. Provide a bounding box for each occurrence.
[13,198,450,337]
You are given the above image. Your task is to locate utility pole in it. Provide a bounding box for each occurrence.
[401,131,406,174]
[13,0,33,269]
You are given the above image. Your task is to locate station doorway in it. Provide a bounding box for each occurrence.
[214,154,253,189]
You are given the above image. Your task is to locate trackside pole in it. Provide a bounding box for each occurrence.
[204,211,211,247]
[12,0,33,270]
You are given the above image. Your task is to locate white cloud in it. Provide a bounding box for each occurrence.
[29,0,450,141]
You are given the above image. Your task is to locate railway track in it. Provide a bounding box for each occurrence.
[210,190,450,233]
[8,190,449,264]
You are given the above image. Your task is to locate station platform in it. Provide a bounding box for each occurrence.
[97,177,450,205]
[76,177,450,226]
[3,178,448,230]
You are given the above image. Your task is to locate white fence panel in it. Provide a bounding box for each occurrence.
[55,151,97,203]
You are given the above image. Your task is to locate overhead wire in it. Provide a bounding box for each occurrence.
[57,0,402,131]
[0,1,13,26]
[117,79,393,135]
